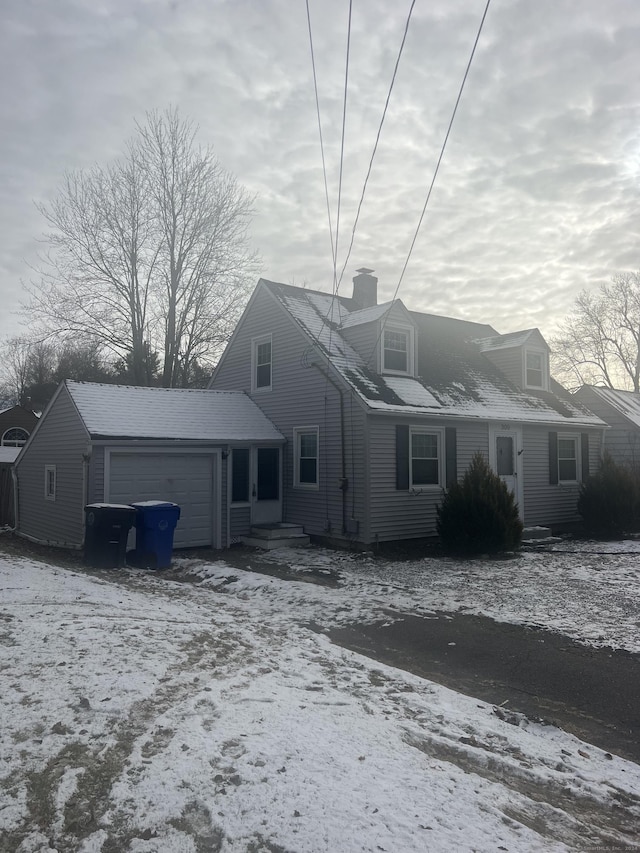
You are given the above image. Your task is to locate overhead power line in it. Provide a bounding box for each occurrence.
[336,0,416,295]
[306,0,336,271]
[367,0,492,368]
[332,0,353,297]
[390,0,492,307]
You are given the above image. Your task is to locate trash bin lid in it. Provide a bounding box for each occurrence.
[130,501,179,509]
[86,503,137,510]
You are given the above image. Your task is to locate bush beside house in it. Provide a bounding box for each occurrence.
[578,453,640,536]
[436,452,523,556]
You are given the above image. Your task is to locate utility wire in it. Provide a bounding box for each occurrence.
[367,0,492,368]
[332,0,353,300]
[306,0,336,271]
[336,0,416,295]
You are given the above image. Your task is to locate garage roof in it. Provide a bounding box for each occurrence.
[65,381,284,442]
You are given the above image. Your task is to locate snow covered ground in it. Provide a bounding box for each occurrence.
[1,540,640,851]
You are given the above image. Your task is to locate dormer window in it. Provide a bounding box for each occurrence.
[382,325,414,375]
[525,349,546,390]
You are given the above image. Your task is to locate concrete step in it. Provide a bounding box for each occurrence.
[241,533,310,550]
[249,523,305,540]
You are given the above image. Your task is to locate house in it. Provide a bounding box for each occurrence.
[14,381,284,549]
[0,445,21,527]
[573,385,640,468]
[209,271,606,546]
[0,405,36,526]
[0,405,38,448]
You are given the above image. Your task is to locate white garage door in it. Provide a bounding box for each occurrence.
[108,453,215,548]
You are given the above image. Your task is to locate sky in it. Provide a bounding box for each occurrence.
[1,0,639,345]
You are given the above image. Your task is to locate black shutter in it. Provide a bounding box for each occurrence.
[396,425,409,490]
[581,432,590,481]
[549,431,558,485]
[445,427,457,488]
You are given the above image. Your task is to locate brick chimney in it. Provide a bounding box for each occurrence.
[352,267,378,309]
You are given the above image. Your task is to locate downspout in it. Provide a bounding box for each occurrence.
[311,363,347,535]
[82,449,91,546]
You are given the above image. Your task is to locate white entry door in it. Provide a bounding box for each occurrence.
[251,447,282,525]
[490,427,524,519]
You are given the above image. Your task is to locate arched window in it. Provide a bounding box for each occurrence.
[1,427,29,447]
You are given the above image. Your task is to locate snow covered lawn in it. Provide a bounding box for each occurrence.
[1,542,640,851]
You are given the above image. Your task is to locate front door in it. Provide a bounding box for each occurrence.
[251,447,282,525]
[490,427,524,519]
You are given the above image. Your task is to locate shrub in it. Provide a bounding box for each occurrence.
[577,453,639,536]
[436,452,523,555]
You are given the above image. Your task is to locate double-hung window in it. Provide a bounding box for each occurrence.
[558,435,578,482]
[410,429,441,487]
[382,325,413,374]
[294,427,319,488]
[252,335,272,391]
[525,350,545,389]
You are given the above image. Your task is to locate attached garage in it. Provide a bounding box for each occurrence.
[107,451,216,548]
[14,380,284,550]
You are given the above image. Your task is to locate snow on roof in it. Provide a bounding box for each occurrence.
[339,302,396,328]
[0,446,20,463]
[587,386,640,429]
[264,280,604,428]
[65,381,284,442]
[475,329,545,352]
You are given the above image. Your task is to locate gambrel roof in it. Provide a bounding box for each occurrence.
[261,279,603,428]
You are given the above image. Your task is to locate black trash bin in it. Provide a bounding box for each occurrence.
[129,501,181,569]
[84,503,136,568]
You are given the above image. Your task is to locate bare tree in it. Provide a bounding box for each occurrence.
[0,337,31,405]
[25,108,259,387]
[552,272,640,391]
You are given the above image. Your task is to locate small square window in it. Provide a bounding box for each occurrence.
[44,465,56,501]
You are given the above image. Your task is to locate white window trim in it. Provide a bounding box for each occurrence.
[44,465,57,501]
[251,334,272,392]
[381,323,415,376]
[524,348,548,391]
[557,433,580,484]
[293,426,319,490]
[409,426,444,490]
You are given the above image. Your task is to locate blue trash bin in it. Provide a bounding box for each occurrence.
[130,501,181,569]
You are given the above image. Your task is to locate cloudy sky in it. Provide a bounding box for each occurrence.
[1,0,639,344]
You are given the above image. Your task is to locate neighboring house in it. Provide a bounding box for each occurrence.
[573,385,640,468]
[0,405,39,448]
[14,381,283,549]
[209,271,606,546]
[0,445,20,527]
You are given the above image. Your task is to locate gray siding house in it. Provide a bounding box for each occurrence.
[14,381,283,549]
[573,385,640,468]
[209,271,606,545]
